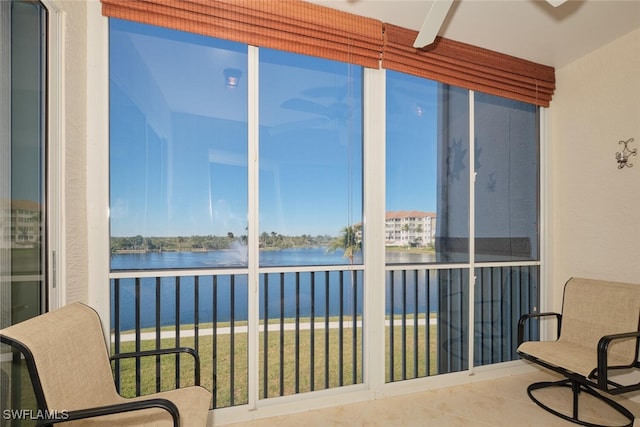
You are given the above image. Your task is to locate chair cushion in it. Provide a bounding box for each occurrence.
[61,386,212,426]
[518,278,640,378]
[560,278,640,364]
[517,340,632,378]
[1,303,120,410]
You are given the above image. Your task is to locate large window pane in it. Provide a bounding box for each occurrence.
[474,93,539,262]
[109,20,248,270]
[385,71,469,264]
[259,49,363,267]
[2,0,47,328]
[436,85,471,263]
[1,1,47,419]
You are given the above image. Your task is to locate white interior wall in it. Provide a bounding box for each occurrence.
[549,29,640,310]
[55,0,89,305]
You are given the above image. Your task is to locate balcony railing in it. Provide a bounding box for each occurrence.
[111,267,364,408]
[110,264,537,409]
[385,265,539,382]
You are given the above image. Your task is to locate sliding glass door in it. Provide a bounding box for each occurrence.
[1,0,48,329]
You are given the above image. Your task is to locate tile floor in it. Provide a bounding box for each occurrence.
[224,370,640,427]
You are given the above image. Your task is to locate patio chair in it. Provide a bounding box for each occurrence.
[517,277,640,427]
[0,302,211,426]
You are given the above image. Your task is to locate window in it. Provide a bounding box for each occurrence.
[109,22,364,270]
[259,49,363,267]
[109,19,249,270]
[1,0,48,327]
[109,20,365,406]
[385,71,469,264]
[385,70,539,381]
[474,93,539,262]
[107,17,540,408]
[1,0,53,418]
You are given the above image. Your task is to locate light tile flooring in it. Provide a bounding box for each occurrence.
[225,370,640,427]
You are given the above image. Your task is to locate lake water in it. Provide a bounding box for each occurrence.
[111,246,361,270]
[110,247,437,330]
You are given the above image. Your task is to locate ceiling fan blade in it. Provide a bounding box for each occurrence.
[545,0,567,6]
[413,0,454,48]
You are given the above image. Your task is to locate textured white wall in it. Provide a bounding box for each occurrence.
[57,0,89,304]
[549,29,640,310]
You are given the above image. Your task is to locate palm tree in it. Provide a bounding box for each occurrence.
[328,224,362,264]
[328,224,362,317]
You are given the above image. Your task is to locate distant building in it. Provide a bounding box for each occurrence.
[385,211,436,247]
[1,200,42,248]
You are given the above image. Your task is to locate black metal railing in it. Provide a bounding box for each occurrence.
[474,265,539,366]
[260,269,363,398]
[386,267,468,382]
[385,265,539,383]
[110,267,364,409]
[111,264,538,407]
[111,272,249,408]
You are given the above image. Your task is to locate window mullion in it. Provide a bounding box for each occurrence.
[247,44,260,410]
[363,66,387,392]
[468,90,476,374]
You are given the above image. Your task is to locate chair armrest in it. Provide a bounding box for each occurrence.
[36,398,179,427]
[596,330,640,390]
[517,312,562,346]
[111,347,201,386]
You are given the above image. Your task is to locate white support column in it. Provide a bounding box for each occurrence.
[86,1,111,339]
[246,44,260,410]
[362,66,386,395]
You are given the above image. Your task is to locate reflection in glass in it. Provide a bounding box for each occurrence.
[435,85,470,263]
[2,0,47,327]
[109,20,249,269]
[385,71,469,264]
[258,49,363,267]
[474,93,539,262]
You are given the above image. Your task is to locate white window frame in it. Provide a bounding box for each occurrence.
[42,0,65,311]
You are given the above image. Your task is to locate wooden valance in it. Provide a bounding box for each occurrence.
[101,0,383,68]
[101,0,555,106]
[382,24,555,107]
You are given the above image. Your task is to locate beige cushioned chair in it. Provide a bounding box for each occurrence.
[517,277,640,427]
[0,302,211,426]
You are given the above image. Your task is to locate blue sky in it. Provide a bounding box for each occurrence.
[109,20,436,238]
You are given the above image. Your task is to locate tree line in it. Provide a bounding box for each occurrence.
[111,232,336,253]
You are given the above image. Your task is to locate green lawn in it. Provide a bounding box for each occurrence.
[113,319,438,409]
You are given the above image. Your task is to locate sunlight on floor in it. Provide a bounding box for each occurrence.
[221,370,640,427]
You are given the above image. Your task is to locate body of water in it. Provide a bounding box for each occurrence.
[110,247,438,330]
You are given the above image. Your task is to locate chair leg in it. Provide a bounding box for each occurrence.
[527,379,634,427]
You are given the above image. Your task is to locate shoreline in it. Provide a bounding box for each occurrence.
[114,317,438,342]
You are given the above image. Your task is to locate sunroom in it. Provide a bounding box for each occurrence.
[2,0,639,426]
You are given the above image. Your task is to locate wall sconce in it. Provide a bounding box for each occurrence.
[615,138,637,169]
[223,68,242,88]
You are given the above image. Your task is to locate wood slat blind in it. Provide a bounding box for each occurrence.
[382,24,555,107]
[101,0,383,68]
[101,0,555,106]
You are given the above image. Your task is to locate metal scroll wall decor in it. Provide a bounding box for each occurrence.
[616,138,637,169]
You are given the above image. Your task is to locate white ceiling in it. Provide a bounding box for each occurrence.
[308,0,640,68]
